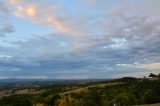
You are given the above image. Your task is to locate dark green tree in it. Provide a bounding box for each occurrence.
[144,89,159,104]
[110,93,136,106]
[0,95,32,106]
[149,73,157,78]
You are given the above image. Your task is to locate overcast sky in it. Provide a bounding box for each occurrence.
[0,0,160,79]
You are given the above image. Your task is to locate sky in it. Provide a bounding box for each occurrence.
[0,0,160,79]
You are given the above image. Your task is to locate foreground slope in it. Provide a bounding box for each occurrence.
[0,77,160,106]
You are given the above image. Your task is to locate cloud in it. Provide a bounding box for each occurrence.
[0,75,48,80]
[56,75,89,79]
[7,0,76,34]
[0,54,12,58]
[16,75,48,79]
[0,1,15,37]
[109,7,128,16]
[117,63,160,70]
[0,24,15,36]
[113,70,160,78]
[0,76,10,79]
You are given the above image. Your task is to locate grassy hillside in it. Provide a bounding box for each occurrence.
[134,103,160,106]
[56,77,160,106]
[0,77,160,106]
[60,82,122,95]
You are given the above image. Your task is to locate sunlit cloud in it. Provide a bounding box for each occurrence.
[117,63,160,70]
[7,0,73,34]
[25,6,36,17]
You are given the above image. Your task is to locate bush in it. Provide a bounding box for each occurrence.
[110,93,136,106]
[0,95,32,106]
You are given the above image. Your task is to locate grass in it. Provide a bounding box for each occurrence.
[59,82,123,96]
[134,103,160,106]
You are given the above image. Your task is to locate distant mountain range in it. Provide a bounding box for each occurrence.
[0,78,110,84]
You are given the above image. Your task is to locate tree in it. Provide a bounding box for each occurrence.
[110,93,136,106]
[44,94,61,106]
[149,73,157,78]
[0,95,32,106]
[144,89,158,104]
